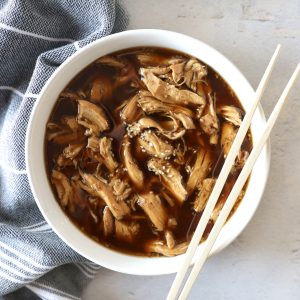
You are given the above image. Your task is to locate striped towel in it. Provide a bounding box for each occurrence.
[0,0,128,298]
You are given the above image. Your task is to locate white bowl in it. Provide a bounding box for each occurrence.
[25,29,270,275]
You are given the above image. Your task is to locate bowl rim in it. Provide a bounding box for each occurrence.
[25,29,270,275]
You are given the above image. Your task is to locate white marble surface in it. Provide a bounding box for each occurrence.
[83,1,300,299]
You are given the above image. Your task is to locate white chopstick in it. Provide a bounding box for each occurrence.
[166,45,281,300]
[179,62,300,300]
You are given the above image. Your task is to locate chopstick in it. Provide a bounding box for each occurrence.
[178,62,300,300]
[166,45,281,300]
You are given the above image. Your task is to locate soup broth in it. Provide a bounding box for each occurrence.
[45,47,252,257]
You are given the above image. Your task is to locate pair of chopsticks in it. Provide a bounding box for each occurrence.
[167,45,300,300]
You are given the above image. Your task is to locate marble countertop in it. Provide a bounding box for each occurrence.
[83,1,300,299]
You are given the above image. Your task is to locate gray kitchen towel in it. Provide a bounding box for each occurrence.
[0,0,128,298]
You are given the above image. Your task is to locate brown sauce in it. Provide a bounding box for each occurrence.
[45,47,252,256]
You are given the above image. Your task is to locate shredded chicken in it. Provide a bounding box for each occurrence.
[141,69,206,106]
[138,192,167,231]
[146,240,188,256]
[77,100,109,136]
[194,178,216,212]
[103,206,114,237]
[99,137,118,172]
[46,49,251,258]
[96,55,127,69]
[233,150,249,173]
[90,76,113,103]
[167,218,178,230]
[218,105,243,127]
[148,158,187,203]
[200,94,219,144]
[165,230,175,249]
[87,136,100,152]
[137,130,174,159]
[139,57,207,94]
[187,147,214,194]
[109,176,132,201]
[51,170,72,207]
[127,115,185,140]
[86,136,118,172]
[173,112,195,129]
[161,190,175,207]
[210,200,224,223]
[47,117,84,144]
[122,136,144,189]
[63,143,84,160]
[220,122,238,157]
[115,220,140,243]
[81,173,130,220]
[120,94,144,123]
[137,53,183,67]
[138,91,194,117]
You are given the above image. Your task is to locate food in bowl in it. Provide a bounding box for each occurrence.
[45,47,252,257]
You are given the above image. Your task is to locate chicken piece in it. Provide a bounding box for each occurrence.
[99,137,118,172]
[139,57,207,93]
[141,70,205,106]
[137,53,183,67]
[232,150,249,173]
[138,91,195,117]
[210,200,224,223]
[90,76,113,103]
[146,240,188,256]
[63,143,84,160]
[103,206,114,237]
[137,91,195,131]
[115,220,140,243]
[77,179,100,198]
[77,100,109,136]
[220,122,238,157]
[127,116,185,141]
[138,192,167,231]
[165,230,175,249]
[148,158,187,203]
[164,58,207,93]
[62,116,83,133]
[122,136,144,189]
[47,117,84,145]
[81,173,130,220]
[95,55,127,69]
[137,130,174,159]
[218,105,243,127]
[200,94,219,144]
[109,176,132,201]
[194,178,216,212]
[181,58,207,92]
[56,143,84,167]
[120,94,144,124]
[56,155,73,167]
[127,117,163,137]
[138,91,195,124]
[167,218,178,230]
[187,147,214,194]
[173,112,195,129]
[161,190,175,207]
[51,170,72,207]
[87,136,99,152]
[87,136,118,172]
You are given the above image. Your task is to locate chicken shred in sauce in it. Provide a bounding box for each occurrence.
[45,47,252,257]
